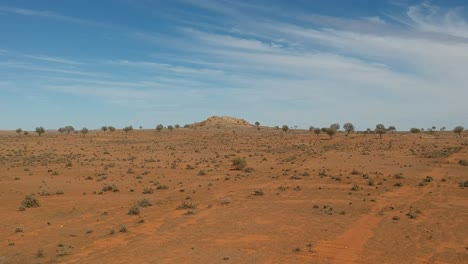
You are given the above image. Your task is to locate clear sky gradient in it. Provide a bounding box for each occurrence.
[1,0,467,131]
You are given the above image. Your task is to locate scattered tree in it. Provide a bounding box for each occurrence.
[168,125,174,132]
[330,123,340,131]
[175,124,180,129]
[454,126,464,137]
[80,127,89,137]
[309,126,314,132]
[388,126,396,133]
[314,128,321,136]
[255,121,260,127]
[375,124,386,138]
[440,127,446,131]
[155,124,164,132]
[23,131,29,136]
[101,126,108,133]
[35,127,45,137]
[64,126,75,134]
[343,122,355,135]
[15,128,22,136]
[107,126,116,132]
[123,126,133,133]
[326,128,336,139]
[282,125,289,132]
[410,128,421,134]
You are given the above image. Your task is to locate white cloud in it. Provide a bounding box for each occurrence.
[406,3,468,38]
[23,54,82,65]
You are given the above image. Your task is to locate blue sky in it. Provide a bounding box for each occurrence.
[1,0,467,131]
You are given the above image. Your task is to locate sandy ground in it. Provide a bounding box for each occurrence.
[0,128,467,264]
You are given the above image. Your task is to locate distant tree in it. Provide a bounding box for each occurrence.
[274,126,279,130]
[183,124,190,128]
[309,126,314,132]
[35,127,45,137]
[326,128,336,139]
[375,124,386,139]
[388,126,396,133]
[168,125,174,132]
[330,123,340,131]
[80,127,89,137]
[23,131,29,136]
[454,126,464,137]
[314,128,321,136]
[63,126,75,134]
[440,127,446,131]
[123,126,133,133]
[281,125,289,132]
[410,128,421,133]
[139,126,143,129]
[432,126,436,131]
[175,124,180,129]
[16,128,22,136]
[343,122,355,135]
[107,126,116,132]
[156,124,164,132]
[101,126,108,133]
[321,127,328,132]
[255,121,260,127]
[58,127,64,134]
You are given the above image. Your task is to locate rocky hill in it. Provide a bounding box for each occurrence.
[189,116,253,129]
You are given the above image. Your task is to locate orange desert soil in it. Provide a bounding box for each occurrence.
[0,126,467,263]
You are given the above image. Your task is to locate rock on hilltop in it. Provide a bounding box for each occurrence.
[189,116,253,128]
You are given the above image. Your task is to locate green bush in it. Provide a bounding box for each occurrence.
[21,194,40,208]
[232,157,247,170]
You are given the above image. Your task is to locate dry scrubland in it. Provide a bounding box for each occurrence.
[0,125,467,264]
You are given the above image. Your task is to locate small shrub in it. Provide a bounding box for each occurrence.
[128,205,140,215]
[15,226,24,233]
[102,184,119,192]
[142,187,154,194]
[21,194,39,208]
[253,189,264,196]
[136,198,152,207]
[459,160,468,166]
[232,157,247,170]
[119,224,128,233]
[243,167,255,173]
[176,201,196,210]
[36,249,45,258]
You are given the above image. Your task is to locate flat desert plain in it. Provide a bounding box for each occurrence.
[0,127,467,264]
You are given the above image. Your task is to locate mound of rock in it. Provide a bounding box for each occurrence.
[189,116,253,129]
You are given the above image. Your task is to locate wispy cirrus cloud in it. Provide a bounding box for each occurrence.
[0,6,108,27]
